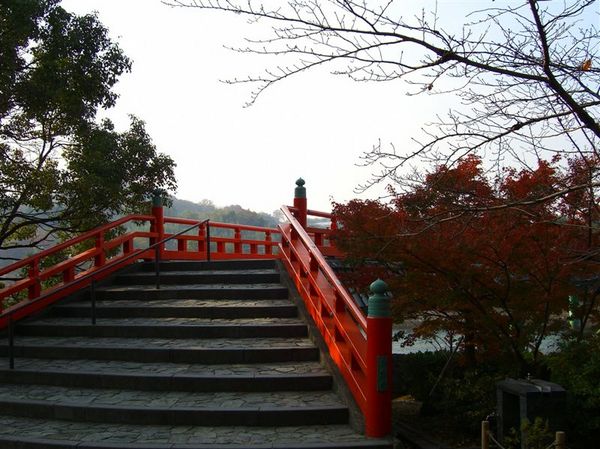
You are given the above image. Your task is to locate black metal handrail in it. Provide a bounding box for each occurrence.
[3,219,210,369]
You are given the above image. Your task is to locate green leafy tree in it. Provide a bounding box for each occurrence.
[0,0,176,257]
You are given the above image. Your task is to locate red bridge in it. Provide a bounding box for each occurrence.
[0,179,393,448]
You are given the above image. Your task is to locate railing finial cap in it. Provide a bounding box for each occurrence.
[370,279,388,295]
[152,189,164,207]
[368,279,390,318]
[295,178,306,199]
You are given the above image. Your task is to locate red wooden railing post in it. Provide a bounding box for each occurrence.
[28,259,41,300]
[366,279,393,437]
[314,231,323,248]
[293,178,307,229]
[63,266,75,284]
[123,238,133,256]
[151,190,165,257]
[265,231,272,255]
[234,227,242,254]
[198,224,206,255]
[94,232,105,268]
[331,217,338,231]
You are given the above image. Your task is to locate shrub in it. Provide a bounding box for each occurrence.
[392,351,447,400]
[393,351,509,435]
[503,418,554,449]
[546,334,600,448]
[427,365,504,434]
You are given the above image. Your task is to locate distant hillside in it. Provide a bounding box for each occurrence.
[0,199,280,269]
[167,198,216,216]
[166,198,280,228]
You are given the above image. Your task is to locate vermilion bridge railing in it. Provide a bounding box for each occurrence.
[0,179,392,438]
[278,179,391,437]
[279,205,368,399]
[0,213,279,324]
[279,203,392,437]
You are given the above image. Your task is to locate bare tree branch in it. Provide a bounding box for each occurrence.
[166,0,599,213]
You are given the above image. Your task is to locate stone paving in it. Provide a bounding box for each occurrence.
[28,316,305,327]
[0,384,344,409]
[100,283,286,292]
[0,416,378,446]
[127,269,280,276]
[0,260,392,448]
[60,299,295,308]
[0,358,327,376]
[3,335,316,349]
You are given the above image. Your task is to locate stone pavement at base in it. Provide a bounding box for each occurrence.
[0,416,379,446]
[0,383,344,408]
[2,335,316,349]
[0,260,392,448]
[1,357,326,376]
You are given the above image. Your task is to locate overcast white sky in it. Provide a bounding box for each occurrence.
[57,1,491,214]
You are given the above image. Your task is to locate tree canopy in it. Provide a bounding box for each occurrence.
[0,0,176,256]
[168,1,600,370]
[333,155,599,373]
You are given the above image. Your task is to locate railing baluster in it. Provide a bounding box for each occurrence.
[123,238,132,255]
[265,231,272,255]
[234,228,242,254]
[314,231,323,247]
[63,266,75,284]
[309,253,319,273]
[206,222,211,262]
[28,259,40,300]
[94,232,105,268]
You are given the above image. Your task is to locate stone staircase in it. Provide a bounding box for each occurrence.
[0,259,391,448]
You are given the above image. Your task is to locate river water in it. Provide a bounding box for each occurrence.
[391,324,563,354]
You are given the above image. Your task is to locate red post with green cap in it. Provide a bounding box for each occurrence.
[293,178,308,229]
[366,278,393,437]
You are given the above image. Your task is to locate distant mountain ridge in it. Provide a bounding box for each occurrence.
[166,198,280,228]
[0,199,280,269]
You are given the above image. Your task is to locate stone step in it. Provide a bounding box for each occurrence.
[16,317,308,338]
[0,336,320,364]
[0,416,392,448]
[0,384,349,426]
[140,259,278,272]
[115,269,281,285]
[0,259,394,448]
[96,283,288,300]
[0,358,332,392]
[51,299,298,319]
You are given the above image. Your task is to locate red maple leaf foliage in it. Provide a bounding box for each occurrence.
[333,156,600,374]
